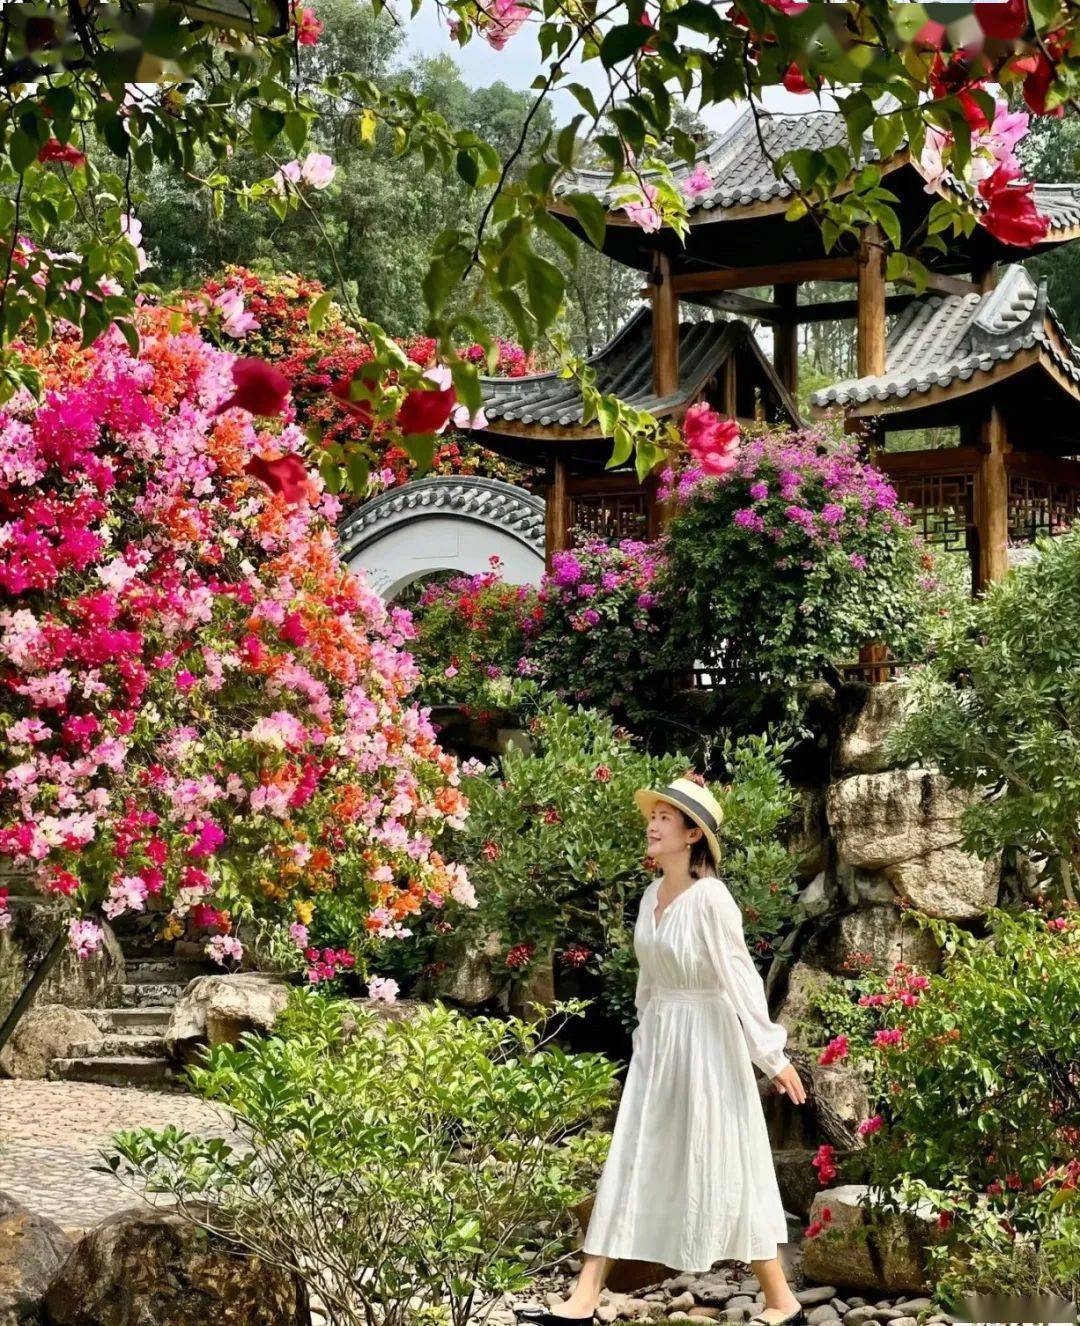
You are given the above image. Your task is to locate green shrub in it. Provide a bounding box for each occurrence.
[105,990,619,1326]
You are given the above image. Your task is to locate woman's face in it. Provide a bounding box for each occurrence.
[645,800,702,862]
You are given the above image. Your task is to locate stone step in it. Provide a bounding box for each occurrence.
[49,1055,175,1089]
[71,1032,166,1058]
[87,1006,174,1034]
[0,871,40,898]
[124,958,206,985]
[119,981,185,1008]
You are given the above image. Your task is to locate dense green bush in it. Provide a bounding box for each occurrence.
[890,528,1080,908]
[660,423,941,701]
[432,696,800,1031]
[106,990,618,1326]
[803,908,1080,1309]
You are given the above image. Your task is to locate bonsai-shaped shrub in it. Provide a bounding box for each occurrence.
[429,695,799,1032]
[802,908,1080,1310]
[0,312,473,975]
[523,536,671,729]
[891,527,1080,909]
[660,422,939,697]
[107,988,619,1326]
[406,556,539,710]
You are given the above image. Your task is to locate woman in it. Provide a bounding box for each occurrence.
[515,775,808,1326]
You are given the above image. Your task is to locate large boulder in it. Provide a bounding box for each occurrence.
[807,1061,875,1151]
[0,1005,103,1081]
[0,1192,72,1326]
[164,974,291,1064]
[435,929,504,1006]
[775,963,835,1052]
[0,896,124,1018]
[827,770,1000,920]
[41,1207,307,1326]
[801,1185,944,1294]
[801,906,943,978]
[834,684,914,776]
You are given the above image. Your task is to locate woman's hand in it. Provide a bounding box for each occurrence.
[772,1063,807,1104]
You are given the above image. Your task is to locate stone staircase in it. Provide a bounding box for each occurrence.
[50,955,211,1090]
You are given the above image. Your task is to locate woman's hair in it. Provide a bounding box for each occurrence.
[673,806,719,878]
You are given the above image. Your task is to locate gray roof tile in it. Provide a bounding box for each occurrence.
[809,265,1080,410]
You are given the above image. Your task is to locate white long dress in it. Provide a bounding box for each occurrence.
[580,874,792,1272]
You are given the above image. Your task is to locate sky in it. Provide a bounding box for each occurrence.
[402,5,837,130]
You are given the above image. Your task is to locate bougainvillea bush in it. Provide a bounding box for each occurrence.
[189,266,535,498]
[522,537,671,729]
[660,422,941,696]
[799,908,1080,1308]
[0,312,475,977]
[406,557,538,710]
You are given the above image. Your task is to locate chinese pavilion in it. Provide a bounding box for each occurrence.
[459,107,1080,590]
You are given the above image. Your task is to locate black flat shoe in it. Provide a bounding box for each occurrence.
[748,1308,807,1326]
[512,1307,596,1326]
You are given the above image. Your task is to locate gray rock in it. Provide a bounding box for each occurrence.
[827,770,999,921]
[806,1309,840,1325]
[164,972,291,1063]
[796,1288,840,1307]
[801,907,942,979]
[888,1318,919,1326]
[844,1310,877,1325]
[668,1292,697,1312]
[891,1301,933,1314]
[737,1280,759,1294]
[725,1298,755,1309]
[435,928,504,1006]
[0,902,124,1016]
[0,1005,102,1080]
[830,1302,849,1315]
[42,1206,309,1326]
[803,1186,942,1295]
[721,1310,749,1323]
[835,684,915,776]
[0,1191,72,1326]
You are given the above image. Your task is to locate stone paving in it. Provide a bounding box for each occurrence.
[0,1079,234,1235]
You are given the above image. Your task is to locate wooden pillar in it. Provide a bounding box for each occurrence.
[645,465,674,540]
[773,284,798,397]
[652,250,679,397]
[972,403,1010,592]
[974,260,998,293]
[857,223,887,378]
[721,354,737,417]
[544,456,569,570]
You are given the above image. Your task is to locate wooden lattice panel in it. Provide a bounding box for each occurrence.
[888,471,975,551]
[1008,474,1080,543]
[568,492,650,544]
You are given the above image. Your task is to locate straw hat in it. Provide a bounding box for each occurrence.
[633,775,724,869]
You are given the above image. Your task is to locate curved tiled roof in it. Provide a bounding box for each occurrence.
[474,308,796,437]
[809,265,1080,411]
[557,108,1080,238]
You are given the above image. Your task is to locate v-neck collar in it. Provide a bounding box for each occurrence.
[650,876,713,931]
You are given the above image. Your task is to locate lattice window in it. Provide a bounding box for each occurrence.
[889,473,975,551]
[1008,475,1080,543]
[568,493,650,545]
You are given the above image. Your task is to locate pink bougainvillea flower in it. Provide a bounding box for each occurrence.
[974,0,1028,40]
[682,402,740,475]
[119,213,147,271]
[480,0,531,49]
[622,182,661,233]
[215,357,291,417]
[682,162,714,201]
[367,974,399,1002]
[782,62,811,94]
[293,3,323,44]
[912,18,946,50]
[244,452,313,507]
[37,139,87,167]
[213,288,260,339]
[299,151,335,189]
[398,382,457,436]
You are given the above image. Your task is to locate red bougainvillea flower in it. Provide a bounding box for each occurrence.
[293,3,323,43]
[974,0,1028,40]
[329,375,375,425]
[397,381,456,436]
[978,159,1050,246]
[782,62,811,94]
[244,452,312,507]
[215,357,291,417]
[1014,49,1064,117]
[682,402,740,476]
[37,138,87,167]
[639,7,658,52]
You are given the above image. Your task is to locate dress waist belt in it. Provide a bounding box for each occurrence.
[650,986,731,1003]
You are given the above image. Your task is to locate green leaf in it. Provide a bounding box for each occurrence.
[599,24,651,68]
[285,111,309,153]
[401,432,436,473]
[565,192,607,250]
[523,253,564,336]
[674,0,727,37]
[422,242,471,318]
[250,106,286,151]
[308,291,333,334]
[345,451,370,494]
[319,454,343,494]
[9,129,37,174]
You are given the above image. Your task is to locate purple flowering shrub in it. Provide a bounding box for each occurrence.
[523,537,670,725]
[660,424,939,688]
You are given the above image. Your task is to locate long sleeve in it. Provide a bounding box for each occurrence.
[700,879,791,1080]
[633,882,656,1031]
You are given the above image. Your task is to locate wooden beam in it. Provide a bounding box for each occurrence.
[652,250,679,397]
[773,284,798,397]
[791,293,933,325]
[544,457,568,570]
[973,402,1010,592]
[857,223,887,378]
[678,290,784,320]
[671,257,859,295]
